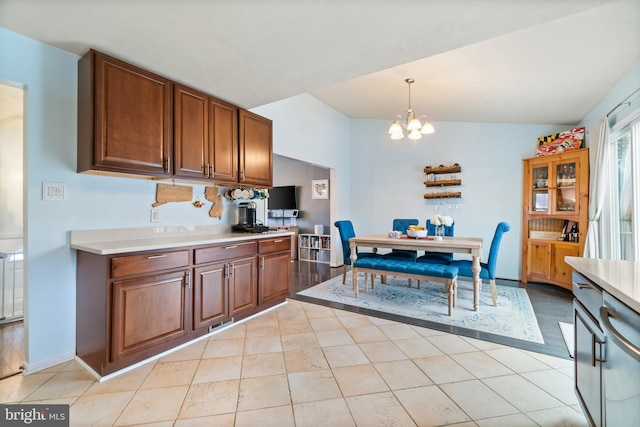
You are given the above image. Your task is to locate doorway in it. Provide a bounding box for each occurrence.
[0,81,25,379]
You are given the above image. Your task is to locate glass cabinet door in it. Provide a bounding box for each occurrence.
[532,165,549,212]
[555,160,577,213]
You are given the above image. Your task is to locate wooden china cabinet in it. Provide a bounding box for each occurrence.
[521,149,589,289]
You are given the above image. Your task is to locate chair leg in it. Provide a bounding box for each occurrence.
[408,278,412,288]
[417,280,421,289]
[490,279,497,307]
[453,278,458,307]
[342,265,347,284]
[370,273,375,290]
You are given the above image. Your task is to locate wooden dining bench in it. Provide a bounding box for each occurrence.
[352,257,459,316]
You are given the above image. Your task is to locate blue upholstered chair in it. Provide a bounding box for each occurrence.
[334,220,382,284]
[416,220,455,264]
[448,222,510,307]
[387,218,419,262]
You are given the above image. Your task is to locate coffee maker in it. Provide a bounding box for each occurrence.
[238,202,256,227]
[232,202,269,233]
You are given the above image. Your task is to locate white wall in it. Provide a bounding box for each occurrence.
[349,120,571,280]
[252,94,352,266]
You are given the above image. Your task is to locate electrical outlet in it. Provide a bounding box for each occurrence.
[42,182,67,201]
[150,208,160,223]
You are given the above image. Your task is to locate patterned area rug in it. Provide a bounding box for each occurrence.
[298,274,544,344]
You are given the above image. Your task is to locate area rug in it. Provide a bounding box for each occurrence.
[559,322,575,358]
[298,274,544,344]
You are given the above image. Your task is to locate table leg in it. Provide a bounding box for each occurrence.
[471,255,481,311]
[350,242,358,298]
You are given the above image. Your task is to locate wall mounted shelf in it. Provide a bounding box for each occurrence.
[423,164,461,174]
[424,163,462,199]
[424,179,461,187]
[423,192,461,199]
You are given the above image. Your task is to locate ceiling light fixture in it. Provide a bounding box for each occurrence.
[388,78,435,140]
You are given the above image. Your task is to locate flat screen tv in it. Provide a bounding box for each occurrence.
[268,185,297,210]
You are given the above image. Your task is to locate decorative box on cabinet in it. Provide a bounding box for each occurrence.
[521,149,589,289]
[78,49,173,178]
[299,234,331,264]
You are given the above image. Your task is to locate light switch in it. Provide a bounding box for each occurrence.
[42,182,67,201]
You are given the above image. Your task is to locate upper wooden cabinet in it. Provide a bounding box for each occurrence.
[239,109,273,187]
[173,84,238,183]
[78,49,271,186]
[78,50,173,177]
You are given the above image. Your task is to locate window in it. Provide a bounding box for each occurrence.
[610,115,640,261]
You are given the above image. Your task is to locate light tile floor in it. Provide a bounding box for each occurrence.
[0,299,588,427]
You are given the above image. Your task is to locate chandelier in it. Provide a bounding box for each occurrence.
[388,78,435,140]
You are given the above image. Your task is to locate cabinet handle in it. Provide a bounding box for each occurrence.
[273,239,283,243]
[260,256,264,270]
[204,163,209,178]
[147,254,168,259]
[228,262,234,277]
[600,306,640,362]
[164,157,171,174]
[241,169,245,181]
[224,245,238,250]
[575,282,596,291]
[209,164,214,177]
[185,271,190,289]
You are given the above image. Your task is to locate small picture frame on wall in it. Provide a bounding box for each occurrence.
[312,179,329,199]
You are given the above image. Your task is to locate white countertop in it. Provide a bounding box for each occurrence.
[70,225,293,255]
[565,256,640,313]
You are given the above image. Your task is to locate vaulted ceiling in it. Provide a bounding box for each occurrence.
[1,0,638,125]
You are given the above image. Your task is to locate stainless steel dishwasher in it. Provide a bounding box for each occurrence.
[600,291,640,426]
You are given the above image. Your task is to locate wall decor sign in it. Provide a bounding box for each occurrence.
[312,179,329,199]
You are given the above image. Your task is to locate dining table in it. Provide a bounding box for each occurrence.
[349,234,485,310]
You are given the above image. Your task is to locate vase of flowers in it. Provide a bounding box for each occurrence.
[430,214,453,240]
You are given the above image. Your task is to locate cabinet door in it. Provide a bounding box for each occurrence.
[173,84,208,180]
[527,241,550,280]
[209,98,238,183]
[259,251,291,305]
[228,257,258,317]
[111,270,189,362]
[238,109,272,187]
[530,164,550,213]
[91,51,172,177]
[574,302,604,427]
[554,159,578,214]
[550,243,579,288]
[193,262,228,330]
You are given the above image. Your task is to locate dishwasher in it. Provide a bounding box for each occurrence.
[600,291,640,426]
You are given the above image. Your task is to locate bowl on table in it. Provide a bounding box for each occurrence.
[407,228,427,238]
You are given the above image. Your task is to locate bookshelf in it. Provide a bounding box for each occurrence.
[298,233,331,264]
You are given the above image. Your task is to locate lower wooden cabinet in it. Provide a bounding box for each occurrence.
[526,241,579,289]
[193,262,228,330]
[76,235,291,377]
[111,270,189,362]
[228,257,258,317]
[258,237,291,305]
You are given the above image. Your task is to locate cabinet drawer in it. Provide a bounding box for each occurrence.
[259,237,291,254]
[573,271,603,321]
[194,241,257,264]
[111,250,189,278]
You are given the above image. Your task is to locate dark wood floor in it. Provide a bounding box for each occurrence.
[289,260,574,360]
